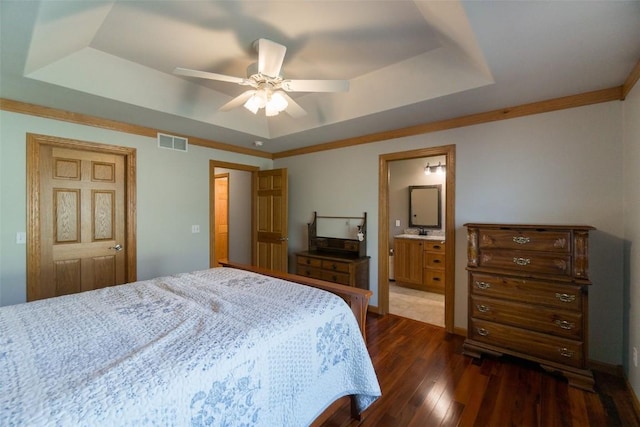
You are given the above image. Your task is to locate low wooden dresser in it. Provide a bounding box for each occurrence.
[296,212,370,290]
[296,251,369,290]
[463,223,595,391]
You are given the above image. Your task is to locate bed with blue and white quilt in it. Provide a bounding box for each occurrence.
[0,267,381,426]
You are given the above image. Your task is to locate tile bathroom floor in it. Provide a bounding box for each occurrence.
[388,281,444,327]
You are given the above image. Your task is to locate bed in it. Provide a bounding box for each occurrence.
[0,264,381,426]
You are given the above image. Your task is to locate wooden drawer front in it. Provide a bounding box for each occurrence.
[321,260,350,274]
[297,256,322,268]
[424,270,445,291]
[470,295,583,339]
[424,252,445,269]
[478,249,572,276]
[424,241,445,252]
[469,319,584,368]
[479,229,571,253]
[470,273,583,311]
[297,266,323,280]
[321,270,350,285]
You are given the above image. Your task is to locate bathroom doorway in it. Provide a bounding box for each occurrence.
[378,145,455,333]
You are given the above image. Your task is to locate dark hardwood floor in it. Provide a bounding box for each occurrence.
[320,314,640,427]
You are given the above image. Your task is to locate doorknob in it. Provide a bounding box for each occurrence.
[109,244,123,252]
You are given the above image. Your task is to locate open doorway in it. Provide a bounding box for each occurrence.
[209,161,259,268]
[388,155,447,327]
[378,145,456,333]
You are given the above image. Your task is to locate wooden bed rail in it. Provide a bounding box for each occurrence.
[219,261,372,343]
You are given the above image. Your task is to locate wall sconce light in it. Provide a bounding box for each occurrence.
[424,162,446,175]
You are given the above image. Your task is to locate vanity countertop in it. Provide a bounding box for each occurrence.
[394,234,445,241]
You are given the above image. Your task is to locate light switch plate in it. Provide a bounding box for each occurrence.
[16,232,26,244]
[395,220,401,227]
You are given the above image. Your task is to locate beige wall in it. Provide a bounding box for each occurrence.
[0,98,632,371]
[0,111,272,305]
[622,81,640,398]
[275,101,625,366]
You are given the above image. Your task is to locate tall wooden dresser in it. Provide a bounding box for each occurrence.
[463,223,595,391]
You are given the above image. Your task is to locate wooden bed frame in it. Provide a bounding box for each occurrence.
[220,261,374,423]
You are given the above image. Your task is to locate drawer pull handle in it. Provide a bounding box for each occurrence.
[512,236,531,244]
[477,327,490,336]
[306,259,311,265]
[433,259,441,264]
[475,281,491,290]
[433,277,441,282]
[559,348,574,358]
[554,320,575,330]
[513,257,531,266]
[433,245,441,250]
[555,293,576,303]
[332,264,337,270]
[476,304,491,313]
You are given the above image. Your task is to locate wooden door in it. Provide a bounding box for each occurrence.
[27,134,136,301]
[214,174,229,266]
[254,168,288,272]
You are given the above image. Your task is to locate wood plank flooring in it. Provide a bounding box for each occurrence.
[320,314,640,427]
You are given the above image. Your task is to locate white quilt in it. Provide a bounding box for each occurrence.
[0,267,380,426]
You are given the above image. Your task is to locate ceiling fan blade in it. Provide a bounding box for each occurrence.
[280,92,307,118]
[257,38,286,78]
[281,79,349,93]
[219,90,256,111]
[173,67,247,84]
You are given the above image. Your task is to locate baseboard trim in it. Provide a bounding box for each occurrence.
[589,360,623,376]
[625,376,640,422]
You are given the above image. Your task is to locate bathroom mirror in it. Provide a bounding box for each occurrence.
[409,185,441,228]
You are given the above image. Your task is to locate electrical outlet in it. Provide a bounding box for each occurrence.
[191,225,200,233]
[634,347,638,368]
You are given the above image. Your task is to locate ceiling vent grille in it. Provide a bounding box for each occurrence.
[157,133,188,152]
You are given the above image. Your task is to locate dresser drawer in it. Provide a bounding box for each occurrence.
[321,270,350,285]
[321,260,350,273]
[296,265,323,280]
[478,249,572,276]
[479,229,571,253]
[424,252,445,269]
[424,240,445,252]
[297,256,322,268]
[470,295,583,339]
[424,270,445,292]
[469,272,583,311]
[469,318,584,368]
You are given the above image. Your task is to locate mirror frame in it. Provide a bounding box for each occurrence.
[408,184,442,228]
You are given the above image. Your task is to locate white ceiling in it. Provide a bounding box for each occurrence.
[1,1,639,154]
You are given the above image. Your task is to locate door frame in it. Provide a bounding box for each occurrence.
[209,160,259,268]
[26,133,137,301]
[378,144,456,333]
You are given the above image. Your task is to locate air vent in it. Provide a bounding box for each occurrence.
[157,133,188,152]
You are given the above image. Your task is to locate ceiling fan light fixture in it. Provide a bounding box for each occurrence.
[265,104,279,117]
[244,94,261,114]
[270,91,288,111]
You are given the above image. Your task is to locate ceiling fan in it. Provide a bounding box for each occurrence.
[173,38,349,118]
